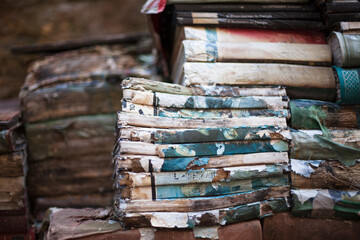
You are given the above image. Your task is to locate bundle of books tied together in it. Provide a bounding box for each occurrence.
[0,99,31,234]
[20,41,154,219]
[113,78,290,228]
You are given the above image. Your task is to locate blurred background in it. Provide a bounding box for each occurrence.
[0,0,148,99]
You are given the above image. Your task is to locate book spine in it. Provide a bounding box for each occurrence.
[291,159,360,189]
[120,198,289,228]
[116,186,290,213]
[114,152,289,172]
[119,140,289,157]
[177,12,320,20]
[183,63,336,89]
[184,27,326,44]
[123,89,289,110]
[22,81,123,123]
[117,112,288,129]
[178,18,323,30]
[182,40,331,65]
[122,101,290,119]
[126,176,288,200]
[119,164,287,187]
[290,99,360,129]
[120,126,290,143]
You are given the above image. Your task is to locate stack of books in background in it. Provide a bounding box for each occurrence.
[0,99,34,238]
[113,77,290,229]
[316,0,360,31]
[20,40,155,219]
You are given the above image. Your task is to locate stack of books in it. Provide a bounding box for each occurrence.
[143,0,335,101]
[113,78,290,228]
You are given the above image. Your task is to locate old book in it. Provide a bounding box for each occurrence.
[330,22,360,33]
[176,17,323,30]
[172,40,331,66]
[326,13,360,26]
[290,129,360,166]
[118,176,289,200]
[21,45,151,94]
[174,3,317,12]
[114,152,289,173]
[263,212,360,240]
[171,27,327,67]
[328,32,360,67]
[123,89,289,110]
[0,99,25,154]
[115,186,290,213]
[0,151,26,178]
[118,165,287,187]
[120,198,290,228]
[19,43,154,123]
[11,31,150,54]
[123,78,289,97]
[291,159,360,190]
[118,112,288,128]
[119,126,290,143]
[176,12,320,20]
[334,66,360,105]
[324,2,360,13]
[26,114,115,161]
[173,26,326,47]
[291,189,360,220]
[21,80,123,123]
[178,63,335,90]
[290,99,360,129]
[117,140,289,157]
[0,99,21,131]
[122,102,290,119]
